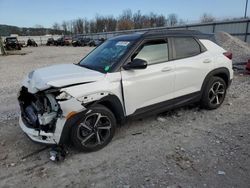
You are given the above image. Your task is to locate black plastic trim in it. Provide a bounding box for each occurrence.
[129,91,201,119]
[201,67,230,93]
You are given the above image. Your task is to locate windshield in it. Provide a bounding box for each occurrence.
[79,40,133,73]
[7,38,17,42]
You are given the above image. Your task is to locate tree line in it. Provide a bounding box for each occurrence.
[52,9,181,34]
[0,10,247,36]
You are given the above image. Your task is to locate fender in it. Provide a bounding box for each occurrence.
[59,94,125,145]
[201,67,230,94]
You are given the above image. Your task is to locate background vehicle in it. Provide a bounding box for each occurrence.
[4,37,21,50]
[18,30,233,152]
[27,39,38,47]
[55,36,72,46]
[72,37,91,47]
[46,38,55,46]
[88,38,105,47]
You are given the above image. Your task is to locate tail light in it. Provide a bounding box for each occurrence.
[223,52,232,60]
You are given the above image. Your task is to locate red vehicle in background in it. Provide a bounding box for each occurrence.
[55,36,72,46]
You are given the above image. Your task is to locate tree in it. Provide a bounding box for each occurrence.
[117,9,134,30]
[133,10,143,29]
[52,22,61,30]
[61,21,68,34]
[167,14,178,26]
[90,20,97,33]
[200,13,216,23]
[74,18,84,34]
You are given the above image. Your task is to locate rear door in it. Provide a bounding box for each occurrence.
[169,37,213,98]
[121,38,175,115]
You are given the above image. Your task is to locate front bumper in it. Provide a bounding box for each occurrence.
[19,115,67,145]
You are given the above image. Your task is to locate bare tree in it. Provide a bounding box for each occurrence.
[117,9,134,30]
[74,18,84,33]
[200,13,216,23]
[90,20,97,33]
[155,15,166,27]
[167,14,178,26]
[133,10,143,29]
[61,21,68,34]
[52,22,61,30]
[106,16,117,31]
[84,20,90,33]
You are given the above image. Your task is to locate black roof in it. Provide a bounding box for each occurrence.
[110,33,144,41]
[110,29,214,41]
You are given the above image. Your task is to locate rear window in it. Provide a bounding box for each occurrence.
[172,37,201,59]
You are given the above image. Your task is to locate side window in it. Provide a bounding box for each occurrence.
[133,40,168,65]
[172,37,201,59]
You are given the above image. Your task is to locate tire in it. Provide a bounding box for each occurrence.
[200,76,227,110]
[71,105,116,152]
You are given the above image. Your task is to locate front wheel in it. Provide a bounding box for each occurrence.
[71,105,116,152]
[200,76,227,110]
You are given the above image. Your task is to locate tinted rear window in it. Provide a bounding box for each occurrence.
[172,37,201,59]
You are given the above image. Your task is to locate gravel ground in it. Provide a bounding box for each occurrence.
[0,46,250,188]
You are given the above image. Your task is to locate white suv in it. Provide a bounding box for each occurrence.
[18,30,233,152]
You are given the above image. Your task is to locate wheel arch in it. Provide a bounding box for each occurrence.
[92,94,125,124]
[201,68,230,93]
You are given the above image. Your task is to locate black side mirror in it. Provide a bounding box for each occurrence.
[123,58,148,70]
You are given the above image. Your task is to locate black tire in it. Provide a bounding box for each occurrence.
[71,105,116,152]
[200,76,227,110]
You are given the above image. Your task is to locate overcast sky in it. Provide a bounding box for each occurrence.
[0,0,249,28]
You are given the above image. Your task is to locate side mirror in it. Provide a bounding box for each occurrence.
[123,59,148,70]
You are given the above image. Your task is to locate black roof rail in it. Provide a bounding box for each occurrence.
[143,29,203,36]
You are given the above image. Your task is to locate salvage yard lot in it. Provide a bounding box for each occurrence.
[0,46,250,187]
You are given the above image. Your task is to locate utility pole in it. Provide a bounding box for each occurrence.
[245,0,249,18]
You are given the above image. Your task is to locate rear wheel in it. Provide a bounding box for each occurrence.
[201,76,227,110]
[71,105,116,152]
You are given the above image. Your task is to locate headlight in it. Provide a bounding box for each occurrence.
[56,91,73,100]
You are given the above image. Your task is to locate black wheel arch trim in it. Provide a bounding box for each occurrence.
[201,67,231,93]
[92,94,125,124]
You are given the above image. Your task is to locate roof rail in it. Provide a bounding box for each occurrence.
[143,29,203,36]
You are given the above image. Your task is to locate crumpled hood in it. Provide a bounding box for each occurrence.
[23,64,104,93]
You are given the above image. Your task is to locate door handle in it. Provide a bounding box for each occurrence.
[203,59,211,63]
[161,67,172,72]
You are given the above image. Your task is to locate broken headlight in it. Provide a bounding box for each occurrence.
[56,91,73,100]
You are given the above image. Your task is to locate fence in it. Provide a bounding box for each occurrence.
[2,19,250,45]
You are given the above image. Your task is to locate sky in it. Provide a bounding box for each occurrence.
[0,0,249,28]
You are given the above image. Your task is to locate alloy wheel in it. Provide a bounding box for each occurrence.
[77,113,112,148]
[208,81,225,105]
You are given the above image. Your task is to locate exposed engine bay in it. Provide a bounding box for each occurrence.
[18,87,61,133]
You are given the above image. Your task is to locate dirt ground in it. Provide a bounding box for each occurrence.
[0,47,249,188]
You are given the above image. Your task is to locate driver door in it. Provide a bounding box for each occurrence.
[121,38,175,115]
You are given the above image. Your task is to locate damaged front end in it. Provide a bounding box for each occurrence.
[18,87,85,144]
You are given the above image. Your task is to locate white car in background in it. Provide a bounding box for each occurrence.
[18,30,233,152]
